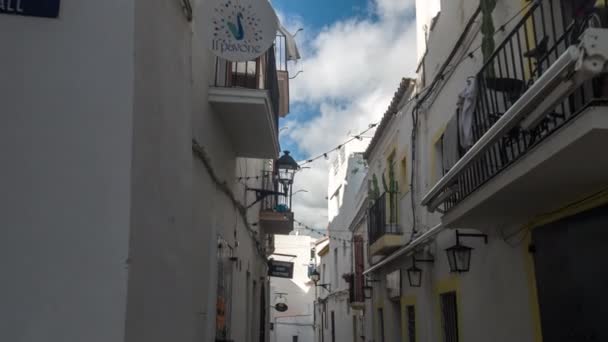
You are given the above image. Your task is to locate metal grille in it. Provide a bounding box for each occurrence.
[213,43,281,132]
[406,305,416,342]
[443,0,608,212]
[440,292,459,342]
[367,192,401,244]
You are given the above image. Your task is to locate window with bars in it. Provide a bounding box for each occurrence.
[406,305,416,342]
[440,291,459,342]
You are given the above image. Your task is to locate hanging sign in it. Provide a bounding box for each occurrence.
[0,0,60,18]
[209,0,278,62]
[268,260,294,279]
[274,303,288,312]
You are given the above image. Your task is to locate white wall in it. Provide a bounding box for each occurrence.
[0,2,134,341]
[270,235,315,342]
[364,1,545,342]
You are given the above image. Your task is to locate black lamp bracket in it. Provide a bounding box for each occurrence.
[246,187,286,209]
[456,230,488,245]
[412,256,435,264]
[316,283,331,292]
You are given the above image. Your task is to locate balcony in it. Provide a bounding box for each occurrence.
[209,44,282,159]
[422,0,608,230]
[368,192,403,256]
[259,171,294,235]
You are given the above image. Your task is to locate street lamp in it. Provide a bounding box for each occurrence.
[309,269,331,291]
[310,269,320,283]
[406,255,435,287]
[276,151,300,210]
[445,230,488,273]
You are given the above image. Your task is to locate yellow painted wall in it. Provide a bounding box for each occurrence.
[434,276,462,342]
[521,188,608,342]
[401,295,417,342]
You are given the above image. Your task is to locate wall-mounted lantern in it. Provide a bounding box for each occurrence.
[445,230,488,273]
[276,151,300,209]
[309,269,331,292]
[407,255,435,287]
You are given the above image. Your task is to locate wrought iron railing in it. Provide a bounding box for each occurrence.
[213,44,281,131]
[260,171,291,212]
[350,235,365,304]
[442,0,608,212]
[368,192,400,245]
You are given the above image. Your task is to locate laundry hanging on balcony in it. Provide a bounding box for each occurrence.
[443,114,460,172]
[457,77,477,151]
[277,24,301,61]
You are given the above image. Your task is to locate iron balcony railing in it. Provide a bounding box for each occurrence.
[350,235,365,304]
[260,171,291,212]
[440,0,608,212]
[213,42,282,131]
[368,192,400,245]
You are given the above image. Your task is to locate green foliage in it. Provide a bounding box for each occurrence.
[371,174,380,201]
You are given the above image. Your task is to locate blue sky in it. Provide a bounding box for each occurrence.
[273,0,419,229]
[274,0,374,161]
[273,0,370,32]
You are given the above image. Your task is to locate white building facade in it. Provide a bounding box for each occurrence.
[356,0,608,341]
[314,144,368,342]
[269,235,317,342]
[0,1,298,341]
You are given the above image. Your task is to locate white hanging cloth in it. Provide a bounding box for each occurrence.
[277,24,301,61]
[458,77,477,150]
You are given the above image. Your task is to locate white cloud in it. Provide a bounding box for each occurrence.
[280,0,418,234]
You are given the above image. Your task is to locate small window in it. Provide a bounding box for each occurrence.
[378,308,385,342]
[440,291,459,342]
[400,156,408,193]
[406,305,416,342]
[292,336,298,342]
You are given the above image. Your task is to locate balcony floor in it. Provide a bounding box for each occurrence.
[443,105,608,231]
[209,87,279,159]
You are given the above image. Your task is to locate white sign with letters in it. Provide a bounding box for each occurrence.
[209,0,278,62]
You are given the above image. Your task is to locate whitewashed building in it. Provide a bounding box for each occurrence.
[269,235,317,342]
[314,143,367,342]
[0,1,299,341]
[359,0,608,341]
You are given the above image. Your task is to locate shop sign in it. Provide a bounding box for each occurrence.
[0,0,60,18]
[209,0,278,62]
[268,260,294,279]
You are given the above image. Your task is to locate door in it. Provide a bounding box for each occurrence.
[532,204,608,341]
[331,311,336,342]
[259,284,266,342]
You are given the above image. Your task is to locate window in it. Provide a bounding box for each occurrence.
[406,305,416,342]
[440,291,459,342]
[322,264,326,283]
[333,248,339,286]
[400,155,408,194]
[331,311,336,342]
[324,302,328,329]
[378,308,385,342]
[292,336,298,342]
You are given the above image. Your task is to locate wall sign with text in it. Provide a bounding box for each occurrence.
[0,0,60,18]
[268,260,294,279]
[209,0,278,62]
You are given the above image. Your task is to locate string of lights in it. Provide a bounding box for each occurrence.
[294,219,367,244]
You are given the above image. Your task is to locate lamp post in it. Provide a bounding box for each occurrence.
[276,151,300,210]
[310,270,320,333]
[406,255,435,287]
[445,230,488,273]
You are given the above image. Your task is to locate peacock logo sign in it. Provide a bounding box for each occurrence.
[209,0,278,62]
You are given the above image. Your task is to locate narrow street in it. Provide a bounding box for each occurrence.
[1,0,608,341]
